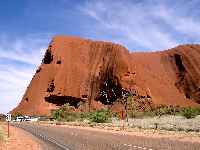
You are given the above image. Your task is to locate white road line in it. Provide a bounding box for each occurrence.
[123,144,154,150]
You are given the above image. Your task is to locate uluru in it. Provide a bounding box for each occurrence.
[12,36,200,116]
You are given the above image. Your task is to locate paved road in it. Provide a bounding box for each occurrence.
[12,122,200,150]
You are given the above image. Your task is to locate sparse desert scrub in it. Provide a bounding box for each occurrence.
[127,105,200,119]
[89,109,112,123]
[51,103,200,132]
[127,105,179,118]
[112,115,200,132]
[180,107,200,119]
[51,103,113,123]
[52,103,80,122]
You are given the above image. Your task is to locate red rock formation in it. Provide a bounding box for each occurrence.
[12,36,200,116]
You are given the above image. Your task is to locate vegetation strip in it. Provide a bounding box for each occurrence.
[51,103,200,123]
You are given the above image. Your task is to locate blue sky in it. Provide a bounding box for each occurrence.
[0,0,200,114]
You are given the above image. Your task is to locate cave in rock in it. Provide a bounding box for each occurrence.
[56,60,61,64]
[45,95,85,108]
[173,53,200,103]
[47,80,55,92]
[42,48,53,64]
[174,54,186,73]
[95,70,130,105]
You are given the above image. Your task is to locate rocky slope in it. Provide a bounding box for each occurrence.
[12,36,200,115]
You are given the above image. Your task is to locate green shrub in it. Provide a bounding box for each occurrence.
[153,107,166,117]
[181,107,199,119]
[128,105,183,118]
[52,103,78,121]
[52,109,81,122]
[89,109,111,123]
[62,112,80,122]
[51,104,112,123]
[52,109,62,120]
[151,105,181,117]
[195,107,200,114]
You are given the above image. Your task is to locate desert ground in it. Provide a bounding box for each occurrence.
[0,122,50,150]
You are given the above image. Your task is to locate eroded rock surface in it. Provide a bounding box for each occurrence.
[12,36,200,115]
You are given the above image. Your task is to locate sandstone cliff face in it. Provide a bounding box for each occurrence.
[163,45,200,104]
[12,36,200,115]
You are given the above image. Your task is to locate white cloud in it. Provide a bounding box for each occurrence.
[0,69,34,114]
[80,0,200,50]
[154,4,200,39]
[0,36,48,65]
[0,35,50,114]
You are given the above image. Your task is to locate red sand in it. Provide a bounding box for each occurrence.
[1,124,43,150]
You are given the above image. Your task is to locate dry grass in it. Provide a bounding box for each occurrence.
[0,123,6,141]
[0,123,6,149]
[112,115,200,133]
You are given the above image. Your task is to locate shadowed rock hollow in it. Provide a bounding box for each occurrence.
[12,36,200,115]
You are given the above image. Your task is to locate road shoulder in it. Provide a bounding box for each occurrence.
[1,123,45,150]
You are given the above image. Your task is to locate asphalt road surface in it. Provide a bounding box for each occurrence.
[12,122,200,150]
